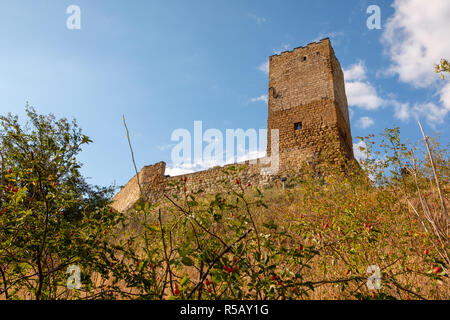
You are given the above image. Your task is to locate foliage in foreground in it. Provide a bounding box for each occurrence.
[0,109,448,300]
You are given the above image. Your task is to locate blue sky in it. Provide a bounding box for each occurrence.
[0,0,449,187]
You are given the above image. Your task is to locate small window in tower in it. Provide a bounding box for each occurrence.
[302,56,307,61]
[294,122,303,131]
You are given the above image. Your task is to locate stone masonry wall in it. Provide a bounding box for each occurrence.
[267,38,352,159]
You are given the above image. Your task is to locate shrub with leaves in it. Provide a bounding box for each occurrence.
[0,107,128,299]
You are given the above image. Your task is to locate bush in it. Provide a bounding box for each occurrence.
[0,108,448,300]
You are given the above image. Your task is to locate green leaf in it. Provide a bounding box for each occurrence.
[181,256,194,266]
[180,276,189,286]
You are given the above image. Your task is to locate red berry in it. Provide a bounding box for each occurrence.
[423,249,429,255]
[298,244,303,251]
[433,266,442,274]
[7,169,12,174]
[204,279,212,286]
[174,283,180,295]
[235,179,240,185]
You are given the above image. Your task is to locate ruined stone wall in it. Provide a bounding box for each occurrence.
[111,148,319,212]
[167,160,270,195]
[111,159,277,212]
[111,162,167,213]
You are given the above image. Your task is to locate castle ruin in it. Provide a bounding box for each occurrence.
[112,38,354,213]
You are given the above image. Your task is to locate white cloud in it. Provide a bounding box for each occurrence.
[382,0,450,88]
[412,101,449,125]
[344,61,367,81]
[345,81,385,110]
[387,87,450,125]
[165,160,215,176]
[439,82,450,110]
[343,60,448,124]
[381,0,450,125]
[356,116,374,129]
[344,61,385,110]
[165,165,195,176]
[250,94,268,104]
[391,100,411,122]
[258,60,269,74]
[165,147,266,177]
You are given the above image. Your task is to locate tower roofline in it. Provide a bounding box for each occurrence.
[269,38,331,59]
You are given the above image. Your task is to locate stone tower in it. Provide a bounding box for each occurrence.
[266,38,353,168]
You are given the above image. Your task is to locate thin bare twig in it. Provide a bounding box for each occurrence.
[418,121,448,221]
[122,115,143,195]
